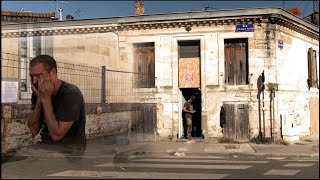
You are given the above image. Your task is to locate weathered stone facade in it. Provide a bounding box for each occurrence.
[1,103,133,153]
[1,8,319,153]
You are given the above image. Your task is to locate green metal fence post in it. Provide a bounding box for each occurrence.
[101,65,106,103]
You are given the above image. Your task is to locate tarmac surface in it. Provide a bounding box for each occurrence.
[8,135,319,158]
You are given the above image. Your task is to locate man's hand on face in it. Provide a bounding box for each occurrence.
[31,81,40,98]
[38,74,54,101]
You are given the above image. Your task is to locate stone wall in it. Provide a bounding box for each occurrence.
[1,103,134,153]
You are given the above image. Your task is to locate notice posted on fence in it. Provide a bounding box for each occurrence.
[1,81,18,103]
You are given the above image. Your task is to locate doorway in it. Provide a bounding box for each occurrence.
[178,40,202,138]
[180,88,202,138]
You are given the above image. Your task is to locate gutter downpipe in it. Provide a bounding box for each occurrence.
[272,88,276,143]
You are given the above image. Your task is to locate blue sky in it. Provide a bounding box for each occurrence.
[1,1,316,20]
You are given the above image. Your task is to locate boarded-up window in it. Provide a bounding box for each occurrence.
[224,39,248,85]
[178,41,200,88]
[134,42,155,88]
[308,47,319,89]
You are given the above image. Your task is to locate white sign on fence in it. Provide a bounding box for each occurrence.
[1,81,19,103]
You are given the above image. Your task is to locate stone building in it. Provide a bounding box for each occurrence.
[1,10,55,24]
[1,7,319,152]
[303,11,319,27]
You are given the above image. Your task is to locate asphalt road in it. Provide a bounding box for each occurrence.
[2,153,319,179]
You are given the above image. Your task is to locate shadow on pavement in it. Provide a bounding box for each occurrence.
[1,153,27,165]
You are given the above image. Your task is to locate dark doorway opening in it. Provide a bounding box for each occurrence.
[180,88,202,138]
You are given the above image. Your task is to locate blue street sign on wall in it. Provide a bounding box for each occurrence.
[278,40,283,49]
[235,24,254,32]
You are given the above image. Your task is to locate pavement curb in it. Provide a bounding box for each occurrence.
[125,151,319,158]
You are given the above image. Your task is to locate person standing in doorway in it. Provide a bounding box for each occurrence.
[183,95,196,140]
[27,55,86,152]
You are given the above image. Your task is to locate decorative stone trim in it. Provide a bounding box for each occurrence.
[1,16,318,40]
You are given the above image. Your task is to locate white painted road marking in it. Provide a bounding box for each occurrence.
[264,169,300,176]
[95,163,252,169]
[128,155,225,159]
[266,157,286,160]
[131,158,269,164]
[283,163,315,167]
[48,170,229,179]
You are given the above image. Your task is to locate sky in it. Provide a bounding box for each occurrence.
[1,1,317,21]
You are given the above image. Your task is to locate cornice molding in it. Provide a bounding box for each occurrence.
[1,16,318,40]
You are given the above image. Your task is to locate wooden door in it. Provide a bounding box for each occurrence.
[235,104,249,140]
[178,41,200,88]
[223,103,249,141]
[223,104,236,139]
[130,104,157,142]
[142,104,157,141]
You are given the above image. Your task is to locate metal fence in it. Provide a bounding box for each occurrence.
[1,52,102,104]
[1,52,143,104]
[104,68,139,103]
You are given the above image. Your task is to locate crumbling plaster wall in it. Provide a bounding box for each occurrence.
[275,24,319,137]
[1,104,131,153]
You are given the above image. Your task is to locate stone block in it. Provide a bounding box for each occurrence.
[1,105,12,122]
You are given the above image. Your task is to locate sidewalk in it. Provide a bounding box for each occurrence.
[12,135,319,158]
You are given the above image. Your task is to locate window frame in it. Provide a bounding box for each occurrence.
[224,38,249,86]
[133,42,155,88]
[308,47,319,89]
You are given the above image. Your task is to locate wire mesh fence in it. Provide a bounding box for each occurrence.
[105,69,139,103]
[1,52,144,104]
[1,52,102,104]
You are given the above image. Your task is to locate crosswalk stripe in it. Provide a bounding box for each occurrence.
[284,159,319,162]
[131,158,269,164]
[283,163,315,167]
[95,163,252,169]
[264,169,300,176]
[128,155,225,159]
[48,170,229,179]
[266,157,286,160]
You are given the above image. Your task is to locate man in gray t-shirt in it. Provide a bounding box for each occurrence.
[183,95,196,140]
[28,55,86,151]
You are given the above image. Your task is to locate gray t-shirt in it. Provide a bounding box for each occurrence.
[184,101,194,119]
[31,80,86,148]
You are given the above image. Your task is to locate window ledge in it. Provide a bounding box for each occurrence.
[309,87,319,93]
[133,88,157,93]
[225,85,250,91]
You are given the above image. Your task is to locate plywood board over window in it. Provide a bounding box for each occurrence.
[178,41,200,88]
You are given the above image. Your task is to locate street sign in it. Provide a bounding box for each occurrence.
[278,40,283,49]
[235,24,254,32]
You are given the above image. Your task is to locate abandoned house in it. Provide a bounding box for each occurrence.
[1,7,319,153]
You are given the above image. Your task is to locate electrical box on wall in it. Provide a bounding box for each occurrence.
[281,113,300,143]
